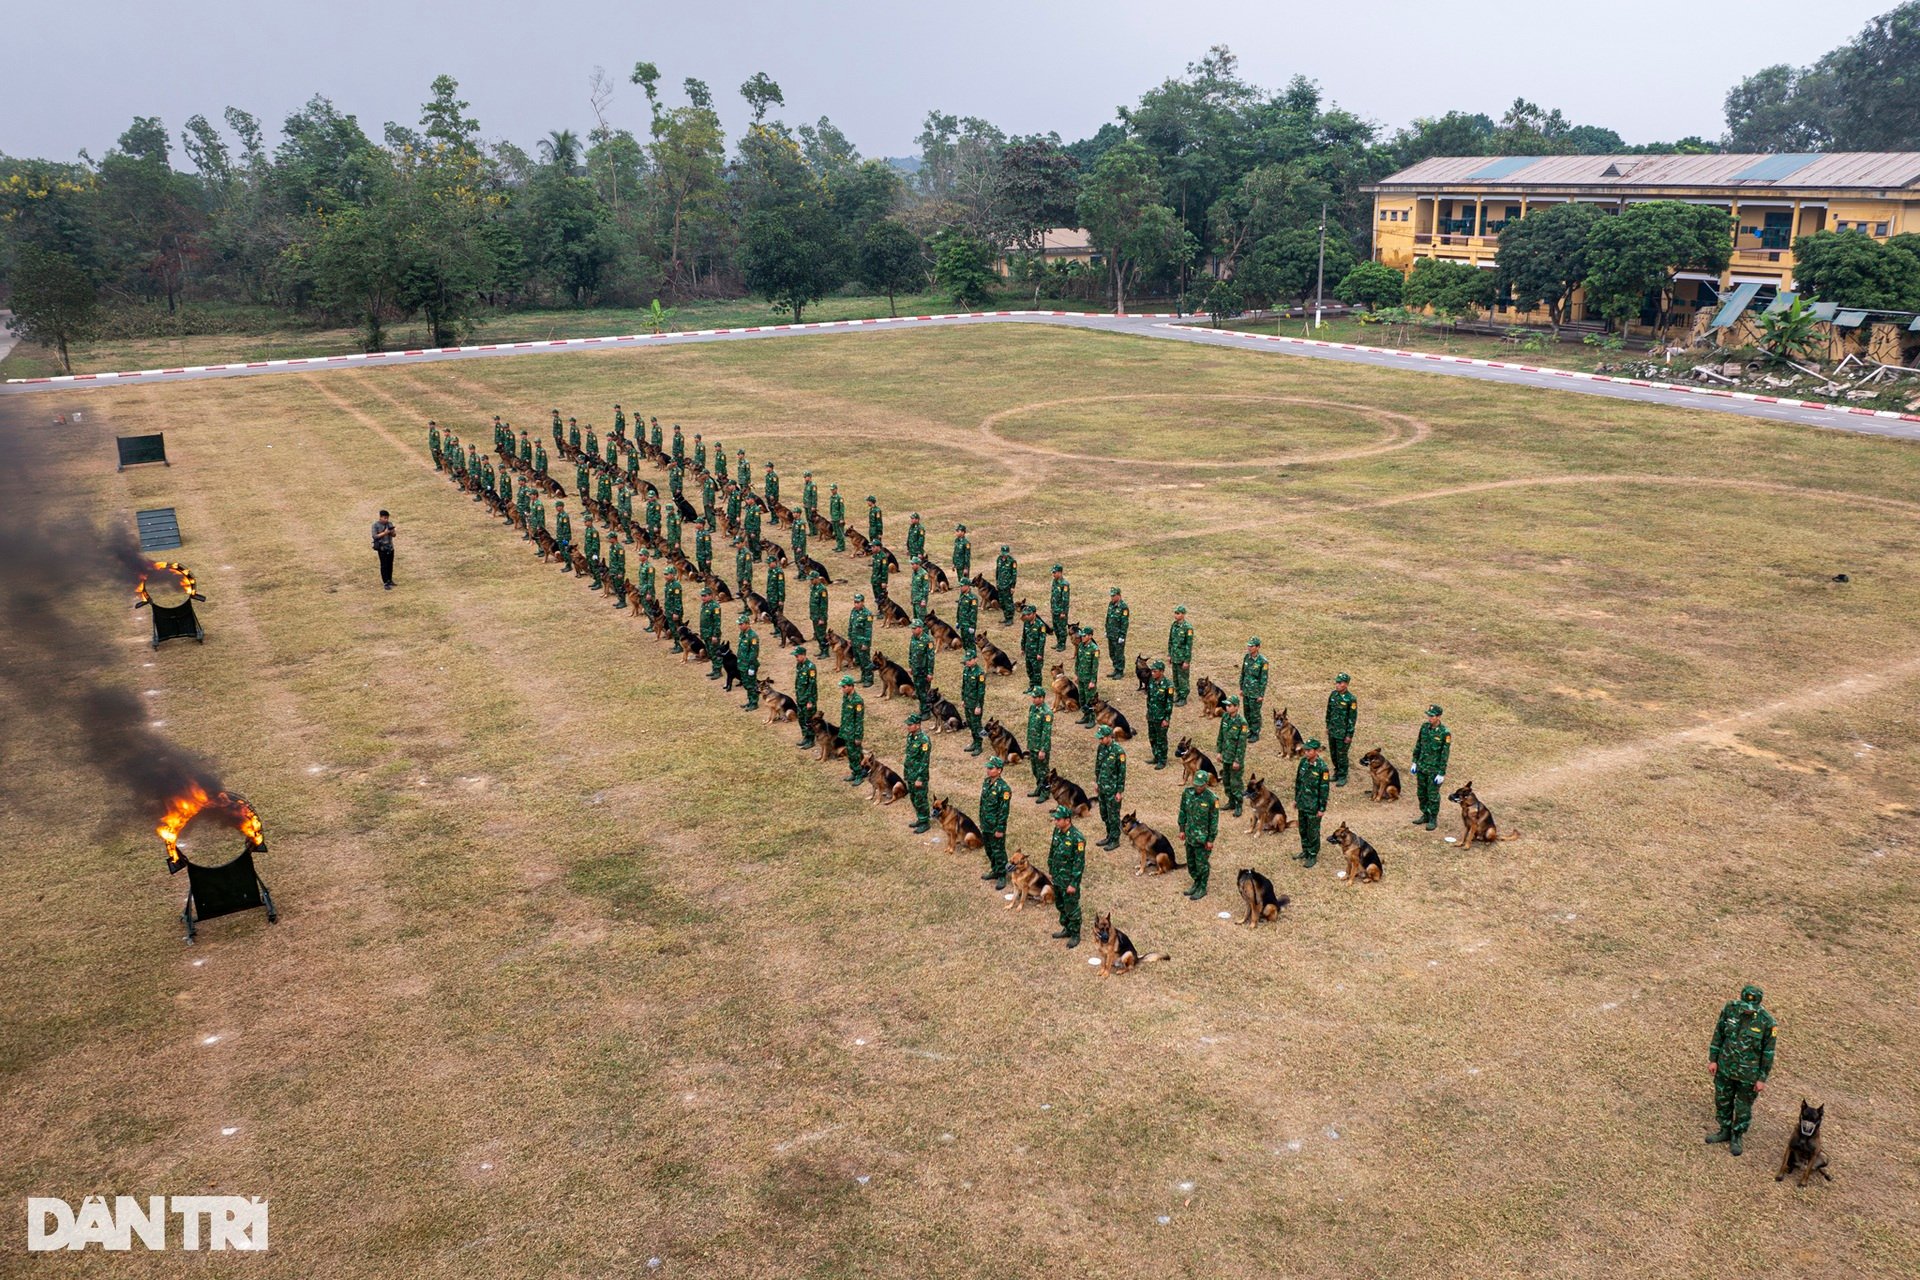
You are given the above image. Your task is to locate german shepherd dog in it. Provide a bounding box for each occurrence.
[977,636,1016,675]
[1447,782,1519,846]
[1358,748,1402,802]
[928,562,952,593]
[846,528,871,555]
[760,679,798,723]
[1135,654,1154,693]
[1006,851,1053,910]
[878,596,913,628]
[741,588,772,622]
[810,713,846,762]
[984,719,1024,763]
[1048,665,1081,712]
[1045,768,1094,817]
[1196,676,1227,718]
[1777,1101,1832,1186]
[1271,708,1304,758]
[774,615,807,648]
[1121,812,1179,876]
[676,625,707,662]
[706,575,735,604]
[1094,912,1170,975]
[715,642,742,693]
[970,574,1001,611]
[931,797,984,852]
[796,552,832,584]
[1175,737,1218,785]
[1090,699,1133,740]
[1243,774,1290,835]
[1328,822,1384,882]
[925,691,965,733]
[863,753,907,804]
[827,631,856,672]
[873,652,915,699]
[1237,869,1291,928]
[926,613,963,651]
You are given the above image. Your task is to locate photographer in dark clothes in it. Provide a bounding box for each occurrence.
[371,510,397,589]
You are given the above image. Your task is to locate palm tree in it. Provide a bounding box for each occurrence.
[538,130,582,176]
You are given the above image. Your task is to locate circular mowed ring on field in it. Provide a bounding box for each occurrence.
[977,394,1429,467]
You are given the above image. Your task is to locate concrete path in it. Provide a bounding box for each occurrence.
[6,309,1918,445]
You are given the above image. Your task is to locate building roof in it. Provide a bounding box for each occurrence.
[1371,153,1920,193]
[1037,227,1092,252]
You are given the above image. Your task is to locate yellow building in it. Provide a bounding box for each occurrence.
[996,227,1096,276]
[1365,153,1920,326]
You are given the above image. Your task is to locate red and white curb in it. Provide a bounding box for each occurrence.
[1162,323,1920,425]
[1,310,1181,388]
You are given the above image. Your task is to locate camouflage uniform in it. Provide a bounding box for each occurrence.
[737,625,760,710]
[1025,694,1053,798]
[961,653,987,754]
[866,497,883,544]
[1179,777,1219,898]
[428,422,443,469]
[663,572,685,650]
[1217,701,1249,815]
[794,652,819,748]
[955,586,980,652]
[994,547,1018,625]
[1147,663,1174,767]
[1074,630,1100,725]
[829,488,846,552]
[840,681,867,783]
[908,626,935,715]
[1707,984,1777,1154]
[1412,707,1451,829]
[1094,727,1127,848]
[1326,678,1359,786]
[952,525,972,581]
[1047,809,1087,944]
[1168,609,1194,705]
[1104,590,1130,677]
[764,560,786,617]
[809,575,830,656]
[979,761,1012,886]
[700,593,724,678]
[904,718,933,831]
[1293,745,1331,866]
[1240,641,1269,742]
[848,597,875,686]
[1048,568,1071,651]
[1020,608,1048,691]
[905,514,925,563]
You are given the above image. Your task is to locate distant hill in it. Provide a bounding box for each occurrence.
[883,156,922,175]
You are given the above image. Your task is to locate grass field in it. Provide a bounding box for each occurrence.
[1214,312,1624,371]
[3,324,1917,1278]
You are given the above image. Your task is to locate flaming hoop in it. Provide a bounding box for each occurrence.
[156,784,264,872]
[135,560,200,607]
[155,785,275,943]
[133,560,206,648]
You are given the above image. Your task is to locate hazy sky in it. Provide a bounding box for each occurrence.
[6,1,1894,164]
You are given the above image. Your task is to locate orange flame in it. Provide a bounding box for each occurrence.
[157,784,263,869]
[135,560,196,605]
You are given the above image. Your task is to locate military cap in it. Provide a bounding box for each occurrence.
[910,512,920,520]
[1096,724,1112,738]
[793,647,808,657]
[1336,673,1351,684]
[1174,605,1187,614]
[1427,704,1444,717]
[802,469,811,477]
[1109,586,1121,595]
[1305,737,1323,750]
[1151,659,1166,670]
[1051,563,1064,573]
[866,495,876,502]
[964,649,979,661]
[956,522,967,531]
[699,586,713,597]
[737,612,752,623]
[1029,686,1047,698]
[1248,637,1261,646]
[1193,770,1213,785]
[853,592,865,602]
[1740,984,1763,1002]
[1021,601,1037,613]
[840,675,856,686]
[987,756,1006,769]
[1052,805,1073,820]
[1000,544,1010,552]
[1226,694,1240,705]
[830,482,840,490]
[906,713,923,724]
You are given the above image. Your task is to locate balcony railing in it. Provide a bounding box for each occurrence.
[1742,227,1792,250]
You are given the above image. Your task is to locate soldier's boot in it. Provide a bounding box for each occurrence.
[798,736,815,750]
[1705,1127,1732,1144]
[910,821,930,834]
[1051,928,1071,939]
[980,869,999,880]
[993,874,1008,890]
[1424,819,1438,831]
[1730,1133,1744,1156]
[1065,934,1080,949]
[1410,814,1428,825]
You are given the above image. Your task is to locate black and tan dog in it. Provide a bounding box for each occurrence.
[1049,664,1082,712]
[878,596,912,628]
[873,652,914,700]
[1135,654,1153,693]
[976,636,1016,676]
[1237,868,1291,928]
[863,753,907,804]
[931,797,984,853]
[1196,676,1227,719]
[924,691,965,733]
[1447,782,1519,847]
[1777,1101,1832,1187]
[1244,774,1290,835]
[1328,822,1384,883]
[1271,707,1304,759]
[1006,851,1053,910]
[1121,812,1180,876]
[810,713,846,762]
[1175,738,1218,785]
[983,719,1024,763]
[1045,768,1094,817]
[1089,699,1134,740]
[759,679,798,723]
[1093,912,1171,975]
[1358,748,1402,802]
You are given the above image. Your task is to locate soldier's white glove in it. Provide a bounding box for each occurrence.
[1435,775,1444,784]
[1409,764,1417,774]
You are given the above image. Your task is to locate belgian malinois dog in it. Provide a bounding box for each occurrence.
[1237,868,1291,928]
[977,636,1015,675]
[1094,912,1170,975]
[1328,822,1384,882]
[931,797,984,852]
[1045,768,1093,817]
[760,680,798,723]
[984,719,1024,763]
[1271,708,1304,759]
[1176,738,1218,785]
[1358,748,1402,802]
[1196,677,1227,718]
[1121,812,1179,876]
[1447,782,1519,847]
[864,753,907,804]
[1049,664,1081,712]
[1244,774,1290,835]
[1777,1101,1832,1187]
[1006,851,1053,910]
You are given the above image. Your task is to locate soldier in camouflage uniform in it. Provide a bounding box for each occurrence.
[635,550,657,621]
[1168,606,1194,705]
[848,593,876,686]
[744,498,763,560]
[1294,738,1331,867]
[528,494,547,546]
[905,512,925,564]
[1104,587,1130,678]
[1025,687,1053,800]
[952,523,972,582]
[995,545,1018,625]
[904,714,933,832]
[735,537,753,596]
[1179,771,1219,899]
[1047,804,1086,947]
[908,621,936,715]
[802,471,818,521]
[1094,723,1127,849]
[978,757,1012,889]
[534,440,549,479]
[606,537,628,609]
[829,485,847,552]
[550,408,563,451]
[1217,695,1249,816]
[791,504,809,559]
[1074,626,1100,726]
[694,521,714,578]
[1240,637,1269,742]
[693,433,706,472]
[585,424,599,461]
[663,502,682,554]
[1326,674,1358,787]
[763,462,779,507]
[866,495,883,544]
[568,417,582,455]
[840,677,867,784]
[645,493,662,543]
[909,556,932,618]
[553,501,574,562]
[1411,704,1451,830]
[1147,660,1174,768]
[1020,604,1048,691]
[955,581,980,652]
[809,571,831,656]
[700,589,724,679]
[737,618,761,711]
[869,545,890,603]
[519,429,532,467]
[764,557,786,617]
[582,518,603,589]
[1048,565,1071,651]
[1706,984,1777,1155]
[428,421,443,469]
[663,567,685,650]
[793,648,819,748]
[671,422,685,464]
[735,448,749,489]
[961,649,987,755]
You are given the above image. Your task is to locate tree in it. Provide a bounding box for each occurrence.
[1722,4,1920,150]
[1202,277,1244,326]
[642,83,727,289]
[990,135,1080,268]
[858,220,925,315]
[7,246,99,372]
[1495,201,1602,330]
[1790,230,1920,310]
[1402,257,1495,323]
[1722,64,1832,151]
[740,72,784,124]
[1238,226,1354,307]
[1391,111,1497,167]
[1332,260,1403,311]
[738,203,843,321]
[931,228,995,308]
[1076,139,1184,314]
[538,130,582,174]
[1582,201,1732,334]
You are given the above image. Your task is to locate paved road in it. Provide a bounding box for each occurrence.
[6,310,1919,445]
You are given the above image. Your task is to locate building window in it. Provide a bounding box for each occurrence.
[1876,222,1890,237]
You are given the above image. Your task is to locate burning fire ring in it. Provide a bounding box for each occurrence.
[157,785,264,873]
[136,560,201,609]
